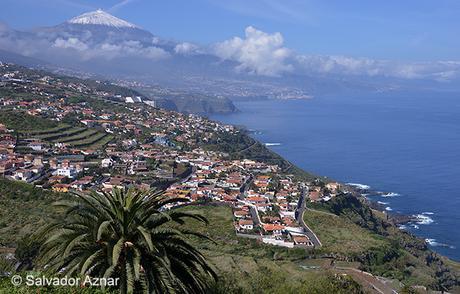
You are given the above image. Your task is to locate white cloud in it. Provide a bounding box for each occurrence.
[295,55,460,81]
[85,40,170,60]
[53,37,88,51]
[2,22,459,82]
[49,38,169,61]
[214,26,293,76]
[213,27,460,81]
[174,42,200,55]
[296,55,386,76]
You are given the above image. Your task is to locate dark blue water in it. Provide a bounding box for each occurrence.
[211,92,460,261]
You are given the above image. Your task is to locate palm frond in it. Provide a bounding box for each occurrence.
[38,187,217,293]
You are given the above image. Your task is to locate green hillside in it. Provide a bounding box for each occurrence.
[0,179,64,247]
[0,110,58,132]
[305,194,460,291]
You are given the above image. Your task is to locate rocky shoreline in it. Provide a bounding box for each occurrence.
[347,184,428,227]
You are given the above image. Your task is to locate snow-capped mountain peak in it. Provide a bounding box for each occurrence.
[67,9,138,28]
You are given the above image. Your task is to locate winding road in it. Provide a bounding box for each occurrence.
[296,185,322,247]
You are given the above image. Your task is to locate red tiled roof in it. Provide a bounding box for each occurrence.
[263,224,284,232]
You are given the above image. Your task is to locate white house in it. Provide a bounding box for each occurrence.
[144,100,156,108]
[101,158,115,168]
[125,96,142,103]
[56,167,77,178]
[28,141,44,151]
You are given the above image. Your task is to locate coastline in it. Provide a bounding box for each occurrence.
[348,184,429,227]
[220,121,458,261]
[348,184,458,252]
[210,97,460,261]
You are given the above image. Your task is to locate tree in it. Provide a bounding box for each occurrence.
[37,188,217,293]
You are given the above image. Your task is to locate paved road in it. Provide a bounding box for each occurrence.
[238,175,263,225]
[179,166,196,183]
[296,185,322,247]
[238,175,252,199]
[249,205,262,226]
[235,141,257,154]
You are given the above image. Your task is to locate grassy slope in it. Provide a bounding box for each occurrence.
[182,204,460,291]
[0,110,58,132]
[304,209,387,255]
[0,179,63,247]
[305,194,460,290]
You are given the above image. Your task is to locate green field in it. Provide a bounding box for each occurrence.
[35,126,85,140]
[32,124,109,147]
[27,124,72,136]
[53,129,99,143]
[303,209,388,255]
[90,134,114,148]
[180,204,460,291]
[66,132,108,147]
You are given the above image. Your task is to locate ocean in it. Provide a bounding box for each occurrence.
[211,91,460,261]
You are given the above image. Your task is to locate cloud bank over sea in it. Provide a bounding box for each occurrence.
[213,26,460,81]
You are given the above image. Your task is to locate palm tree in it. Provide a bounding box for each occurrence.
[37,188,217,293]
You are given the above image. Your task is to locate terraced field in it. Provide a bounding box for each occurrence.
[23,124,113,149]
[66,132,108,148]
[23,124,72,136]
[53,129,99,143]
[36,127,86,141]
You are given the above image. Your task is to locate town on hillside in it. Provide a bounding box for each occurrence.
[0,63,345,249]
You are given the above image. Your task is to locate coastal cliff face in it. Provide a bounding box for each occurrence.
[161,95,238,115]
[134,85,238,115]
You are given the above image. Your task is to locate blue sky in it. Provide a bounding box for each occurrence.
[1,0,459,61]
